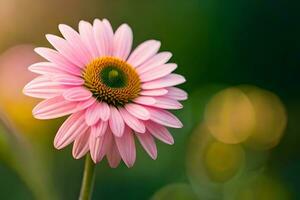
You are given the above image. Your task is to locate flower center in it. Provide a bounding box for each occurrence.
[101,66,126,88]
[82,57,141,107]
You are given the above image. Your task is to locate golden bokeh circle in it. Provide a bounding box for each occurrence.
[204,87,256,144]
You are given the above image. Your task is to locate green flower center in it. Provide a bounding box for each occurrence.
[100,66,127,88]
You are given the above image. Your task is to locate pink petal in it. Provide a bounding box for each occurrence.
[136,52,172,74]
[52,74,84,86]
[145,121,174,145]
[166,87,188,101]
[119,108,146,133]
[58,24,92,64]
[142,74,185,90]
[115,126,136,167]
[28,62,67,75]
[125,103,150,120]
[151,97,183,110]
[63,87,92,102]
[136,132,157,159]
[54,111,88,149]
[106,135,121,168]
[145,107,183,128]
[89,131,110,163]
[127,40,161,67]
[72,130,90,159]
[109,106,125,137]
[91,120,108,137]
[33,96,77,119]
[34,47,81,76]
[23,76,67,99]
[139,63,177,82]
[140,89,168,96]
[133,96,156,106]
[85,102,101,126]
[46,34,85,67]
[75,98,96,111]
[102,19,114,54]
[98,102,110,121]
[113,24,133,60]
[93,19,113,56]
[79,20,99,58]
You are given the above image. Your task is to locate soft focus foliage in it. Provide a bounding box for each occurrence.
[0,0,298,199]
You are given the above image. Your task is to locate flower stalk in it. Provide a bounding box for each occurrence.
[79,155,96,200]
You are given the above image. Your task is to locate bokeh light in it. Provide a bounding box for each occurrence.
[239,85,287,150]
[186,124,246,199]
[204,87,256,144]
[204,140,245,182]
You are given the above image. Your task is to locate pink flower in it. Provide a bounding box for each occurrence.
[23,19,187,167]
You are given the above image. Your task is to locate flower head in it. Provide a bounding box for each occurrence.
[23,19,187,167]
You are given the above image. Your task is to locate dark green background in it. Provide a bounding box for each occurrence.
[0,0,299,199]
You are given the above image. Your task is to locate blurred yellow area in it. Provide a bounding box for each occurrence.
[186,124,246,199]
[0,45,41,135]
[186,85,290,199]
[204,85,287,150]
[240,86,287,150]
[204,140,245,183]
[204,87,255,144]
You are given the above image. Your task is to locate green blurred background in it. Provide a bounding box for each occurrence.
[0,0,299,199]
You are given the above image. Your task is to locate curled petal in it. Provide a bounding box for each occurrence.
[89,132,110,163]
[119,108,146,133]
[133,96,156,106]
[127,40,161,67]
[85,102,101,126]
[125,103,150,120]
[63,87,92,102]
[146,107,183,128]
[51,74,84,86]
[23,76,67,99]
[106,132,121,168]
[140,89,168,97]
[54,111,88,149]
[33,96,77,119]
[115,126,136,167]
[109,106,125,137]
[142,74,186,90]
[28,62,66,75]
[136,132,157,160]
[75,98,96,112]
[151,97,183,110]
[91,120,108,137]
[139,63,177,82]
[72,130,90,159]
[136,52,172,74]
[98,102,110,121]
[34,47,81,76]
[145,121,174,145]
[165,87,188,101]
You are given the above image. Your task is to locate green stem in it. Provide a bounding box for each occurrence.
[79,155,96,200]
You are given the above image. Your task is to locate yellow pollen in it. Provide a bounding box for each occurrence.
[82,56,141,107]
